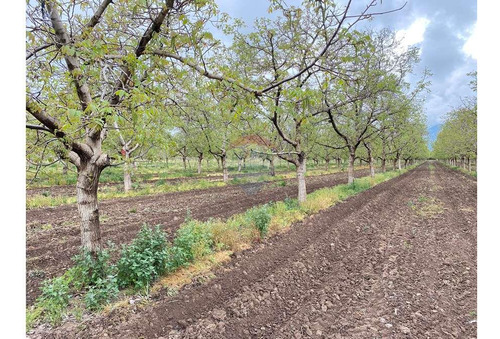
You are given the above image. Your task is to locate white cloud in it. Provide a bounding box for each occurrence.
[395,17,431,52]
[462,23,478,60]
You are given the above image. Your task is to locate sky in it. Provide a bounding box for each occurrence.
[215,0,477,129]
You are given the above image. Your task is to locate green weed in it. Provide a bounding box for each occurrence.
[170,220,214,269]
[117,225,170,292]
[246,205,272,238]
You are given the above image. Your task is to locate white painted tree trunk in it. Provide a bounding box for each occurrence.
[123,163,132,192]
[197,154,203,174]
[348,152,356,184]
[369,156,375,178]
[365,143,375,178]
[296,157,307,203]
[123,152,132,192]
[398,157,402,171]
[222,154,228,183]
[237,158,242,172]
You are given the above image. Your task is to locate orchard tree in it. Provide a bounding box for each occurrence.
[433,71,476,170]
[26,0,220,254]
[155,0,405,202]
[317,29,422,183]
[433,104,476,169]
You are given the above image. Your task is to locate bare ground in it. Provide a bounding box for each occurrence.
[31,162,477,338]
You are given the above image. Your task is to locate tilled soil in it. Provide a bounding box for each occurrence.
[26,168,371,306]
[31,162,477,338]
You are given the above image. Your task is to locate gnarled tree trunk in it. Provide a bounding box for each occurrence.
[76,158,107,254]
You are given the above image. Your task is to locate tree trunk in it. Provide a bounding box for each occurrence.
[237,158,242,172]
[369,156,375,178]
[197,153,203,174]
[296,156,307,203]
[325,158,330,171]
[216,157,221,170]
[365,143,374,178]
[269,156,275,176]
[222,154,228,183]
[243,157,246,169]
[348,151,356,184]
[76,163,103,254]
[182,156,187,170]
[398,157,402,171]
[123,160,132,192]
[337,157,341,168]
[381,158,386,173]
[468,157,471,172]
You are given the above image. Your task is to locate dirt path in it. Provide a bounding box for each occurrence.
[26,168,371,306]
[35,161,476,338]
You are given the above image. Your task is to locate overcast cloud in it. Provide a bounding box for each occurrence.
[215,0,477,129]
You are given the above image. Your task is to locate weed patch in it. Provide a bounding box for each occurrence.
[408,195,444,217]
[117,225,170,292]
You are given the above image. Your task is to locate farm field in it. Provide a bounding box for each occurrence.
[30,162,477,338]
[26,167,373,306]
[24,0,479,336]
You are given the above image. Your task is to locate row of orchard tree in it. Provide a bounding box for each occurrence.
[432,72,477,171]
[26,0,429,254]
